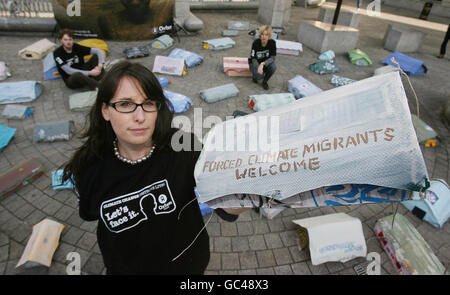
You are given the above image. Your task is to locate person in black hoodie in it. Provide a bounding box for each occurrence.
[249,25,277,90]
[62,61,248,275]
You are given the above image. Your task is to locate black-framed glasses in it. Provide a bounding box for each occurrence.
[107,100,161,113]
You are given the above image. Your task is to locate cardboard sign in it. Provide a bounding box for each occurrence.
[292,213,367,265]
[152,55,185,76]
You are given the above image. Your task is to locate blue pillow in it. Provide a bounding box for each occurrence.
[163,90,192,113]
[200,83,239,103]
[382,51,427,76]
[0,81,42,104]
[168,48,203,68]
[288,75,322,99]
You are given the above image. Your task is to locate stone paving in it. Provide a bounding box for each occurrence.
[0,1,449,275]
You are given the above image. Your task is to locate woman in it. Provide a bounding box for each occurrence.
[249,25,277,90]
[62,61,246,275]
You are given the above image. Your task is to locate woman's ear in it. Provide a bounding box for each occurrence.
[101,102,111,122]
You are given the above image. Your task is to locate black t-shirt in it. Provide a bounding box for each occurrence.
[250,39,277,64]
[76,139,210,275]
[53,43,91,81]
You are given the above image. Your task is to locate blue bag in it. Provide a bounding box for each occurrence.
[52,169,74,190]
[163,90,192,113]
[382,51,427,76]
[157,76,170,88]
[402,179,450,228]
[168,48,203,68]
[0,124,16,151]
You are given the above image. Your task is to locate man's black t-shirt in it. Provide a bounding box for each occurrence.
[250,39,277,64]
[76,139,210,275]
[53,43,91,81]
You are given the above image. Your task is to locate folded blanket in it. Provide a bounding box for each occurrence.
[123,46,150,59]
[222,30,238,37]
[309,60,339,75]
[223,57,252,77]
[18,39,57,60]
[203,37,235,50]
[0,81,43,104]
[0,124,16,151]
[228,21,249,30]
[33,121,74,142]
[152,34,174,49]
[52,169,74,190]
[43,52,61,80]
[402,179,449,228]
[382,51,427,76]
[348,49,372,66]
[318,50,335,61]
[248,93,295,112]
[275,40,301,56]
[78,39,109,58]
[2,105,33,119]
[168,48,203,68]
[330,75,357,87]
[163,90,192,113]
[223,57,250,73]
[288,75,322,99]
[200,83,239,103]
[69,90,97,112]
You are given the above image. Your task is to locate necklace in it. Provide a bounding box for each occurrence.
[113,139,156,165]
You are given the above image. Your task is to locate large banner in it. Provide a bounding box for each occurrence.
[53,0,174,40]
[194,72,429,205]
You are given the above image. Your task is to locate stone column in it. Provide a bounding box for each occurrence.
[258,0,291,28]
[317,6,361,28]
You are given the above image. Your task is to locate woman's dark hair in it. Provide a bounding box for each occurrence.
[62,61,174,186]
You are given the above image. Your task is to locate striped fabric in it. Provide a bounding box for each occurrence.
[223,57,251,77]
[275,40,302,56]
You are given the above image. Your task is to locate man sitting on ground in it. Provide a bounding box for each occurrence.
[54,29,105,90]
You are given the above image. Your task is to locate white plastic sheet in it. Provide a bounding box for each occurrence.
[195,72,428,204]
